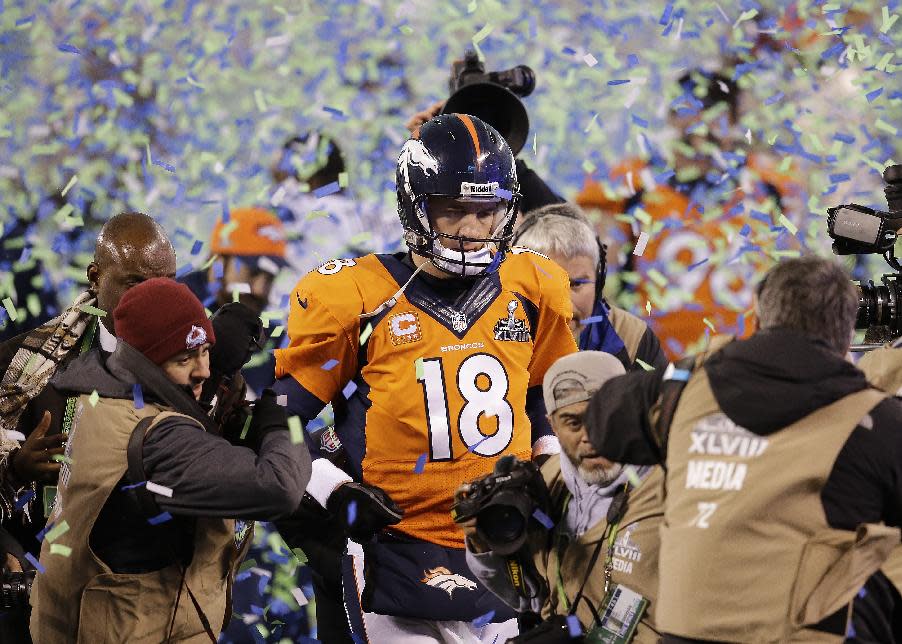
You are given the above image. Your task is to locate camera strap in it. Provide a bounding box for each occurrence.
[555,483,630,624]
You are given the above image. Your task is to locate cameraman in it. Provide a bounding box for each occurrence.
[29,278,311,643]
[586,256,902,642]
[458,351,663,642]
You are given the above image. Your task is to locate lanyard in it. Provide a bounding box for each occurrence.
[553,483,628,617]
[60,317,98,436]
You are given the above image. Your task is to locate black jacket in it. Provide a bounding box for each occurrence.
[585,329,902,642]
[51,342,310,573]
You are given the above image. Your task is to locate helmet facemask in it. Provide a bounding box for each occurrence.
[403,193,520,277]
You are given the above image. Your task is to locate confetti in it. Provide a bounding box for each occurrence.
[359,323,373,345]
[414,453,427,473]
[25,553,44,574]
[566,615,583,637]
[78,305,107,317]
[2,298,17,322]
[133,384,144,409]
[50,544,72,557]
[288,416,304,444]
[276,394,288,406]
[624,465,643,487]
[472,611,495,628]
[321,359,339,371]
[148,512,173,525]
[146,482,174,498]
[532,509,554,529]
[44,520,70,543]
[633,231,650,256]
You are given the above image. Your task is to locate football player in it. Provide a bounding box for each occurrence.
[273,114,576,642]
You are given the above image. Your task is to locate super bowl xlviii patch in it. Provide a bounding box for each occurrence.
[493,300,531,342]
[421,567,477,598]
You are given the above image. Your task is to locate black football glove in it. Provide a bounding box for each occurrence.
[201,302,264,404]
[326,481,404,542]
[243,389,289,452]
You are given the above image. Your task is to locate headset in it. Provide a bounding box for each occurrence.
[512,206,609,305]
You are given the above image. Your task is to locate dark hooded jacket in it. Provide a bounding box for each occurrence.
[50,342,310,573]
[585,329,902,642]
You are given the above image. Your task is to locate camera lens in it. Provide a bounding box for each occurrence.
[857,279,900,331]
[478,504,526,544]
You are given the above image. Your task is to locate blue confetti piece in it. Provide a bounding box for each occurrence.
[148,511,173,525]
[666,368,691,382]
[313,181,341,198]
[190,240,203,256]
[14,489,35,510]
[322,106,347,120]
[212,260,224,280]
[580,315,607,326]
[175,264,194,279]
[566,615,583,637]
[414,453,427,473]
[342,381,358,398]
[120,480,147,491]
[25,552,44,574]
[821,41,845,60]
[764,92,784,106]
[858,586,867,599]
[532,508,554,529]
[737,313,745,337]
[495,188,513,200]
[833,132,855,144]
[36,522,53,543]
[347,500,357,525]
[57,43,82,55]
[627,53,639,67]
[846,622,856,638]
[561,46,576,55]
[659,2,674,25]
[829,173,850,184]
[133,384,144,409]
[15,15,35,26]
[688,258,709,271]
[472,610,495,628]
[152,159,176,173]
[607,79,630,86]
[866,88,884,103]
[322,359,339,371]
[631,114,648,128]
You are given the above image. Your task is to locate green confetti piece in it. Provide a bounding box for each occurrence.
[635,358,654,371]
[778,214,798,235]
[882,6,899,33]
[53,203,74,224]
[291,547,308,565]
[26,293,40,318]
[271,325,284,337]
[51,454,72,464]
[78,304,107,317]
[238,558,257,574]
[581,159,596,173]
[702,318,717,332]
[88,390,99,407]
[647,269,667,288]
[359,322,373,345]
[645,301,651,315]
[305,210,329,220]
[2,297,17,322]
[288,416,304,444]
[399,25,414,35]
[876,53,894,72]
[777,156,792,173]
[145,142,152,166]
[624,465,642,488]
[254,88,267,112]
[60,174,78,197]
[50,543,72,557]
[415,357,424,379]
[338,171,349,188]
[876,119,898,136]
[45,519,70,543]
[240,414,252,440]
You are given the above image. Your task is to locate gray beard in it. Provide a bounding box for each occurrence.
[578,461,623,487]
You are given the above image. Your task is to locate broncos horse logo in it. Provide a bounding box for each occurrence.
[421,566,478,598]
[398,139,440,203]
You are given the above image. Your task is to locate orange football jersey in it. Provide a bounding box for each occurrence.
[275,250,576,548]
[577,157,802,358]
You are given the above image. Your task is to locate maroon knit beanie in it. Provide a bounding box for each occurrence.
[113,278,216,365]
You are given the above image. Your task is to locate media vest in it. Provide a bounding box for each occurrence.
[657,364,898,643]
[30,397,250,644]
[534,454,664,642]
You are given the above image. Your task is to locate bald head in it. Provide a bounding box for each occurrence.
[88,212,177,332]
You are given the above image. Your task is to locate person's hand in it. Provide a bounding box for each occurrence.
[327,481,403,542]
[453,482,490,553]
[11,411,63,485]
[4,553,22,573]
[405,100,445,134]
[212,372,248,428]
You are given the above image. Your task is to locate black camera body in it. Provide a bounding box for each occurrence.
[452,455,551,556]
[828,165,902,345]
[443,50,535,156]
[1,570,34,610]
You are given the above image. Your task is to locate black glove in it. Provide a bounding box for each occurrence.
[244,389,289,452]
[326,481,404,542]
[201,302,264,404]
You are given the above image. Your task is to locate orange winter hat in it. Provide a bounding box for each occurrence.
[211,207,286,259]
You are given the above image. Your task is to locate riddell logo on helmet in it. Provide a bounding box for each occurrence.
[185,325,207,350]
[460,181,499,197]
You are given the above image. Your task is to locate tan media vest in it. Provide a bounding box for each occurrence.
[658,345,898,643]
[533,454,664,643]
[608,306,648,365]
[30,396,251,644]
